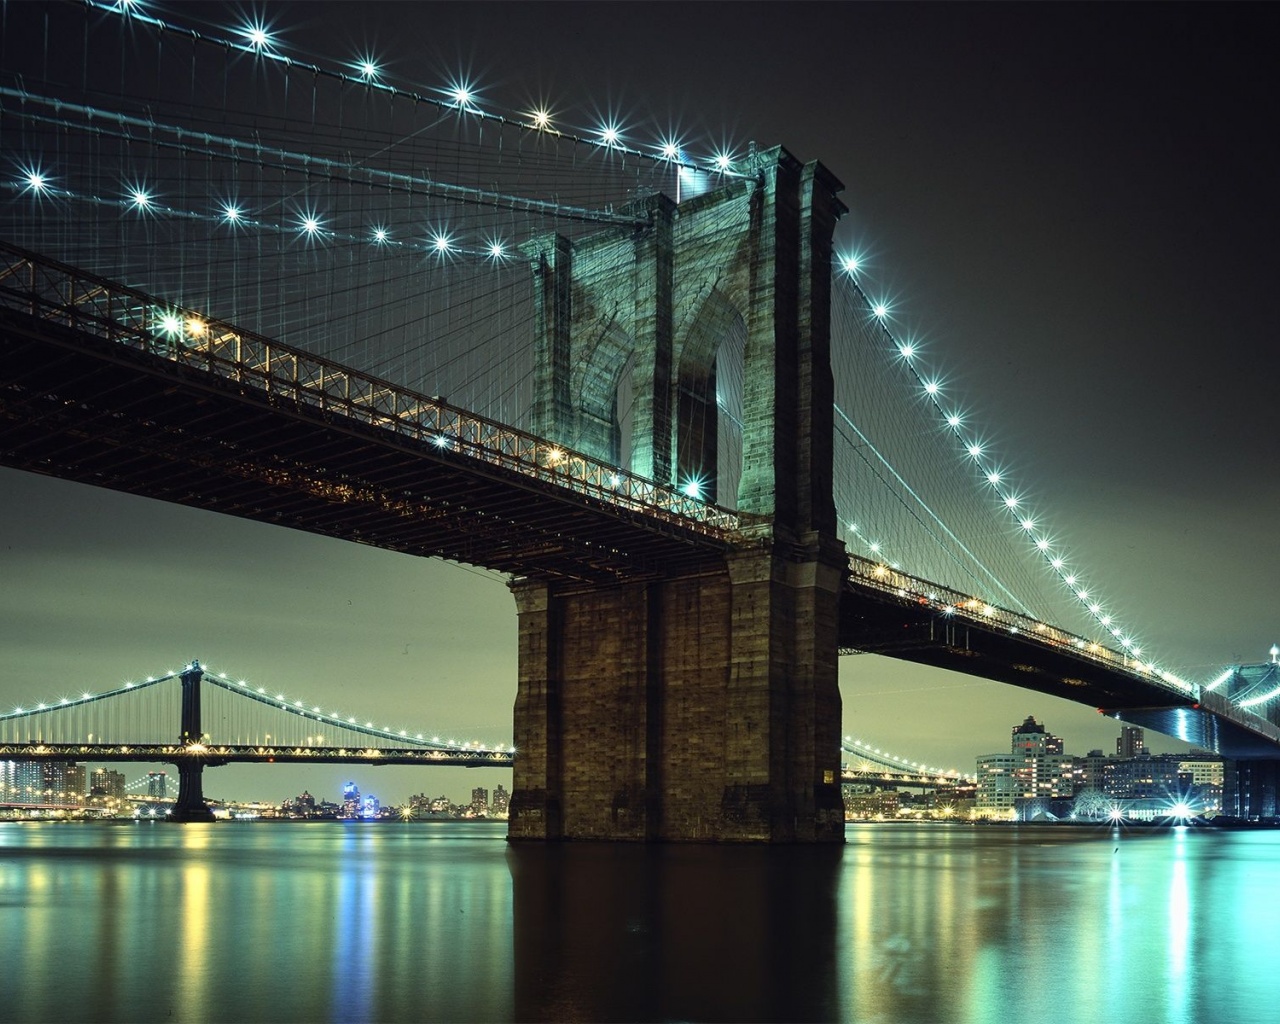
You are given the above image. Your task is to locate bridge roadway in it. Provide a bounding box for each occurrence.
[1,243,1276,760]
[0,243,746,585]
[0,742,515,768]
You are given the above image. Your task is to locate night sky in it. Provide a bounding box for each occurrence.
[2,2,1277,804]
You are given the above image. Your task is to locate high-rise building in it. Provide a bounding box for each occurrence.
[1117,726,1145,759]
[342,782,361,818]
[64,763,86,804]
[41,761,85,804]
[492,784,510,818]
[0,761,43,804]
[90,768,126,802]
[979,717,1081,817]
[976,754,1020,814]
[470,786,489,817]
[1012,716,1064,757]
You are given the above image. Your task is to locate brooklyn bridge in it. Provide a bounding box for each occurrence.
[1,2,1275,841]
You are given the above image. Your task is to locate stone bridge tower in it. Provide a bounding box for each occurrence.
[510,146,848,842]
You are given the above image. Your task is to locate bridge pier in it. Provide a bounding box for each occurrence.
[509,535,846,843]
[169,761,215,823]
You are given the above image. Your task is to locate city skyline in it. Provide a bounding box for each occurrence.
[2,2,1278,803]
[0,714,1185,812]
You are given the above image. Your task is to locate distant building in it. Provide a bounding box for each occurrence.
[491,784,510,818]
[90,767,126,802]
[0,761,83,805]
[342,782,361,818]
[1012,716,1064,757]
[843,788,899,819]
[1075,750,1109,792]
[976,754,1019,815]
[1,761,42,804]
[408,792,451,815]
[978,716,1084,816]
[281,791,319,817]
[64,763,86,804]
[469,787,489,817]
[1117,726,1145,759]
[40,761,84,804]
[1103,753,1186,801]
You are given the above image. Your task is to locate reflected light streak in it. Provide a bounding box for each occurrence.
[180,858,212,1011]
[1167,831,1190,1020]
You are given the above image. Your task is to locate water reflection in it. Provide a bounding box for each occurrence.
[509,842,842,1022]
[0,822,1276,1022]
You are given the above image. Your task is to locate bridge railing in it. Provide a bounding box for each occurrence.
[0,242,755,540]
[846,555,1195,696]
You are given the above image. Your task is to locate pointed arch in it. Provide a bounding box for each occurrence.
[572,319,636,464]
[674,287,746,505]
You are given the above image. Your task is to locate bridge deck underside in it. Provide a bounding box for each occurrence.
[1110,693,1280,760]
[839,582,1182,708]
[0,311,728,584]
[840,583,1280,758]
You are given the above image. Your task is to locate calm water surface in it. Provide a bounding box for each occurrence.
[1,820,1276,1023]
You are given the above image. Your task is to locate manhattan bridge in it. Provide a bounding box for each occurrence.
[0,2,1275,840]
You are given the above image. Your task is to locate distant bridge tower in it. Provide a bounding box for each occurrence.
[169,661,215,823]
[510,146,848,843]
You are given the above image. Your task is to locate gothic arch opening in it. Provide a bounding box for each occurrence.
[676,289,745,507]
[573,320,635,466]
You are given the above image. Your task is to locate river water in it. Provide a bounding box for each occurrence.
[0,820,1275,1023]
